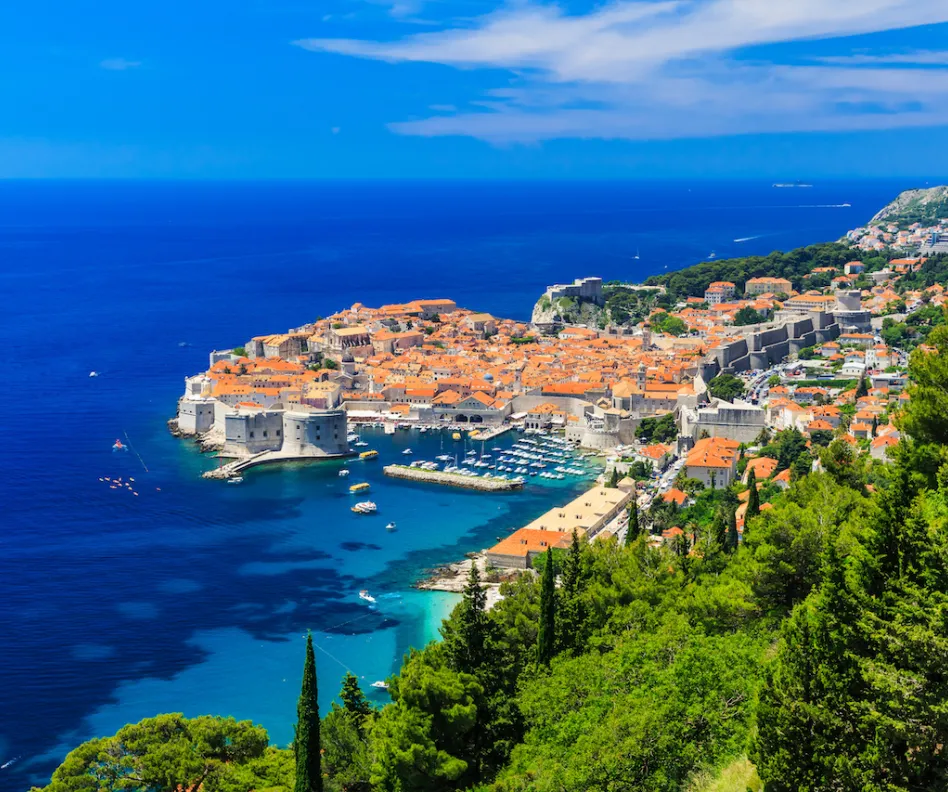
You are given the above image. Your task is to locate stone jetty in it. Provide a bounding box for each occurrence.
[383,465,524,491]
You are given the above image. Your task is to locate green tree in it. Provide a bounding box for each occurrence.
[707,373,746,402]
[745,468,760,524]
[558,530,587,654]
[607,467,620,488]
[734,305,764,326]
[626,499,640,546]
[537,546,557,665]
[295,633,323,792]
[444,563,493,677]
[855,373,869,398]
[725,506,739,553]
[340,671,371,728]
[33,714,273,792]
[902,325,948,445]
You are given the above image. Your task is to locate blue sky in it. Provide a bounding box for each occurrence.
[2,0,948,178]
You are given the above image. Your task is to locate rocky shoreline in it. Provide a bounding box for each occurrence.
[415,551,526,610]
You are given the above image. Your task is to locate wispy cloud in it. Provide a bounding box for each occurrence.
[99,58,142,71]
[295,0,948,142]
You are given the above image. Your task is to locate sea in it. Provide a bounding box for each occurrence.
[0,179,915,789]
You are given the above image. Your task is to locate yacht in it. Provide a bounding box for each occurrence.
[338,469,350,477]
[371,680,389,689]
[385,522,397,531]
[227,476,244,484]
[352,501,377,515]
[359,589,377,603]
[402,448,413,455]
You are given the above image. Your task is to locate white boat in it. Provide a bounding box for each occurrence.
[402,448,413,455]
[352,501,377,515]
[347,433,359,442]
[338,469,350,477]
[386,522,397,531]
[359,589,377,603]
[371,680,389,689]
[354,441,369,447]
[227,476,244,484]
[384,424,396,435]
[89,371,99,378]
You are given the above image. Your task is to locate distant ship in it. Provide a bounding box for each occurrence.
[773,182,813,188]
[632,248,640,260]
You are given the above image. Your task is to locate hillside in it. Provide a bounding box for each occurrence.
[869,185,948,227]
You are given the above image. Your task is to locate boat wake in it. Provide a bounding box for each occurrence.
[733,235,765,243]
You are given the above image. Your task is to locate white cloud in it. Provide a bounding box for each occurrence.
[294,0,948,141]
[99,58,142,71]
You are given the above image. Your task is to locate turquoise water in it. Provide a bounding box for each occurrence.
[32,425,595,774]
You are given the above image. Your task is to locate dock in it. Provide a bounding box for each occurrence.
[383,464,524,491]
[203,449,353,479]
[469,425,513,442]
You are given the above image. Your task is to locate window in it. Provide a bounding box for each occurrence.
[249,431,255,438]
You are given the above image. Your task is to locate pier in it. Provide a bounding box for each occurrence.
[469,425,513,442]
[383,464,524,491]
[203,449,353,479]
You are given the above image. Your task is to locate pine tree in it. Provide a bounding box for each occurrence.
[746,468,760,525]
[445,563,492,676]
[295,633,322,792]
[537,546,556,665]
[625,499,640,546]
[340,671,371,730]
[725,506,739,553]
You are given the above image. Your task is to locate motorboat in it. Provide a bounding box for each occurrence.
[338,469,350,477]
[371,680,389,689]
[352,501,377,514]
[89,371,99,378]
[227,476,244,484]
[402,448,413,455]
[386,522,397,531]
[359,589,377,603]
[349,482,371,494]
[359,450,379,460]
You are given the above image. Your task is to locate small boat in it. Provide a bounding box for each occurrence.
[359,589,377,603]
[354,441,369,447]
[352,501,377,514]
[89,371,99,378]
[371,680,389,689]
[452,432,461,441]
[359,450,379,460]
[386,522,397,531]
[350,482,371,494]
[402,448,413,455]
[227,476,244,484]
[338,469,350,477]
[112,439,126,452]
[384,423,396,435]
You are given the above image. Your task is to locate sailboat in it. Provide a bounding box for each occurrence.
[633,248,640,260]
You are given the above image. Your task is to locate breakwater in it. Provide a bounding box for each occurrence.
[383,465,524,491]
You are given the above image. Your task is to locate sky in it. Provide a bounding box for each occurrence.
[2,0,948,178]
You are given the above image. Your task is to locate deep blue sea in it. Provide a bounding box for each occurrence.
[0,179,916,789]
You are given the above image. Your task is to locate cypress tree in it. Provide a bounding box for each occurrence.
[608,467,620,488]
[871,414,878,437]
[537,546,556,665]
[295,633,322,792]
[559,530,586,653]
[625,499,640,546]
[725,506,739,553]
[746,468,760,524]
[856,374,869,399]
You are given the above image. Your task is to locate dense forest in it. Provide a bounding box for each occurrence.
[35,319,948,791]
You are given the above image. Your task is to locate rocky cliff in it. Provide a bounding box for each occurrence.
[870,186,948,227]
